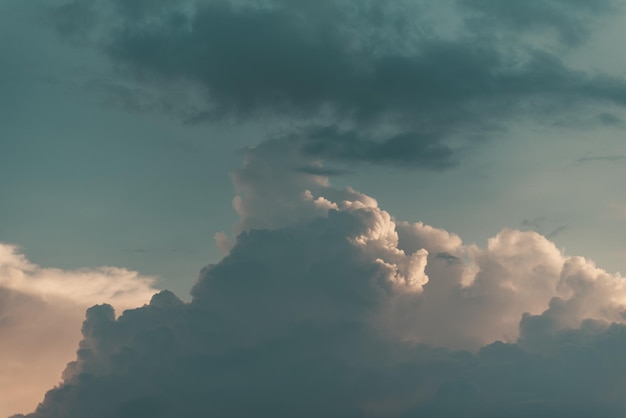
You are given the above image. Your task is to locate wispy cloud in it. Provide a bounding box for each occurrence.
[577,155,626,163]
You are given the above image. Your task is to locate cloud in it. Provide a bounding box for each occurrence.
[46,0,626,168]
[15,143,626,417]
[460,0,617,45]
[521,217,568,239]
[294,164,353,177]
[0,244,157,417]
[297,125,457,169]
[545,225,568,238]
[577,155,626,163]
[597,112,623,125]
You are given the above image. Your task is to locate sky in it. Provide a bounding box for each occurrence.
[1,0,626,416]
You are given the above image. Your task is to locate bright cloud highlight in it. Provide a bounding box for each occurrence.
[0,245,157,417]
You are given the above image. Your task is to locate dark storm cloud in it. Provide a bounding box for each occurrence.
[48,0,626,168]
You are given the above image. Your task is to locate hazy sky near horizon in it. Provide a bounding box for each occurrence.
[2,0,626,416]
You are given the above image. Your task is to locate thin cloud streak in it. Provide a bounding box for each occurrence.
[0,243,158,417]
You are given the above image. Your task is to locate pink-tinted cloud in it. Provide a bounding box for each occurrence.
[0,244,158,417]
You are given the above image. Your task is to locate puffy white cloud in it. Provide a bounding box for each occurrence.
[0,244,157,309]
[226,141,626,349]
[12,142,626,417]
[0,244,157,417]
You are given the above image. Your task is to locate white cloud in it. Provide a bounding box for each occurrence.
[0,244,157,417]
[0,244,156,309]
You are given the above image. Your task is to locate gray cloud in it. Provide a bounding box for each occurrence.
[597,112,623,125]
[577,155,626,163]
[545,224,568,239]
[521,217,568,239]
[522,217,546,230]
[294,164,353,176]
[435,251,461,263]
[46,0,626,168]
[16,222,626,417]
[297,126,458,169]
[14,145,626,417]
[0,243,157,417]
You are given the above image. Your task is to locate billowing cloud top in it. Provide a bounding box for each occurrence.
[13,141,626,417]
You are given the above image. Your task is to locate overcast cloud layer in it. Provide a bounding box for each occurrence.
[11,142,626,417]
[46,0,626,169]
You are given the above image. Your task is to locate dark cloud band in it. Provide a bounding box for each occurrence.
[50,0,626,168]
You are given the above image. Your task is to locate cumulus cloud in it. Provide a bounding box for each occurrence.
[0,244,157,417]
[44,0,626,168]
[14,143,626,417]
